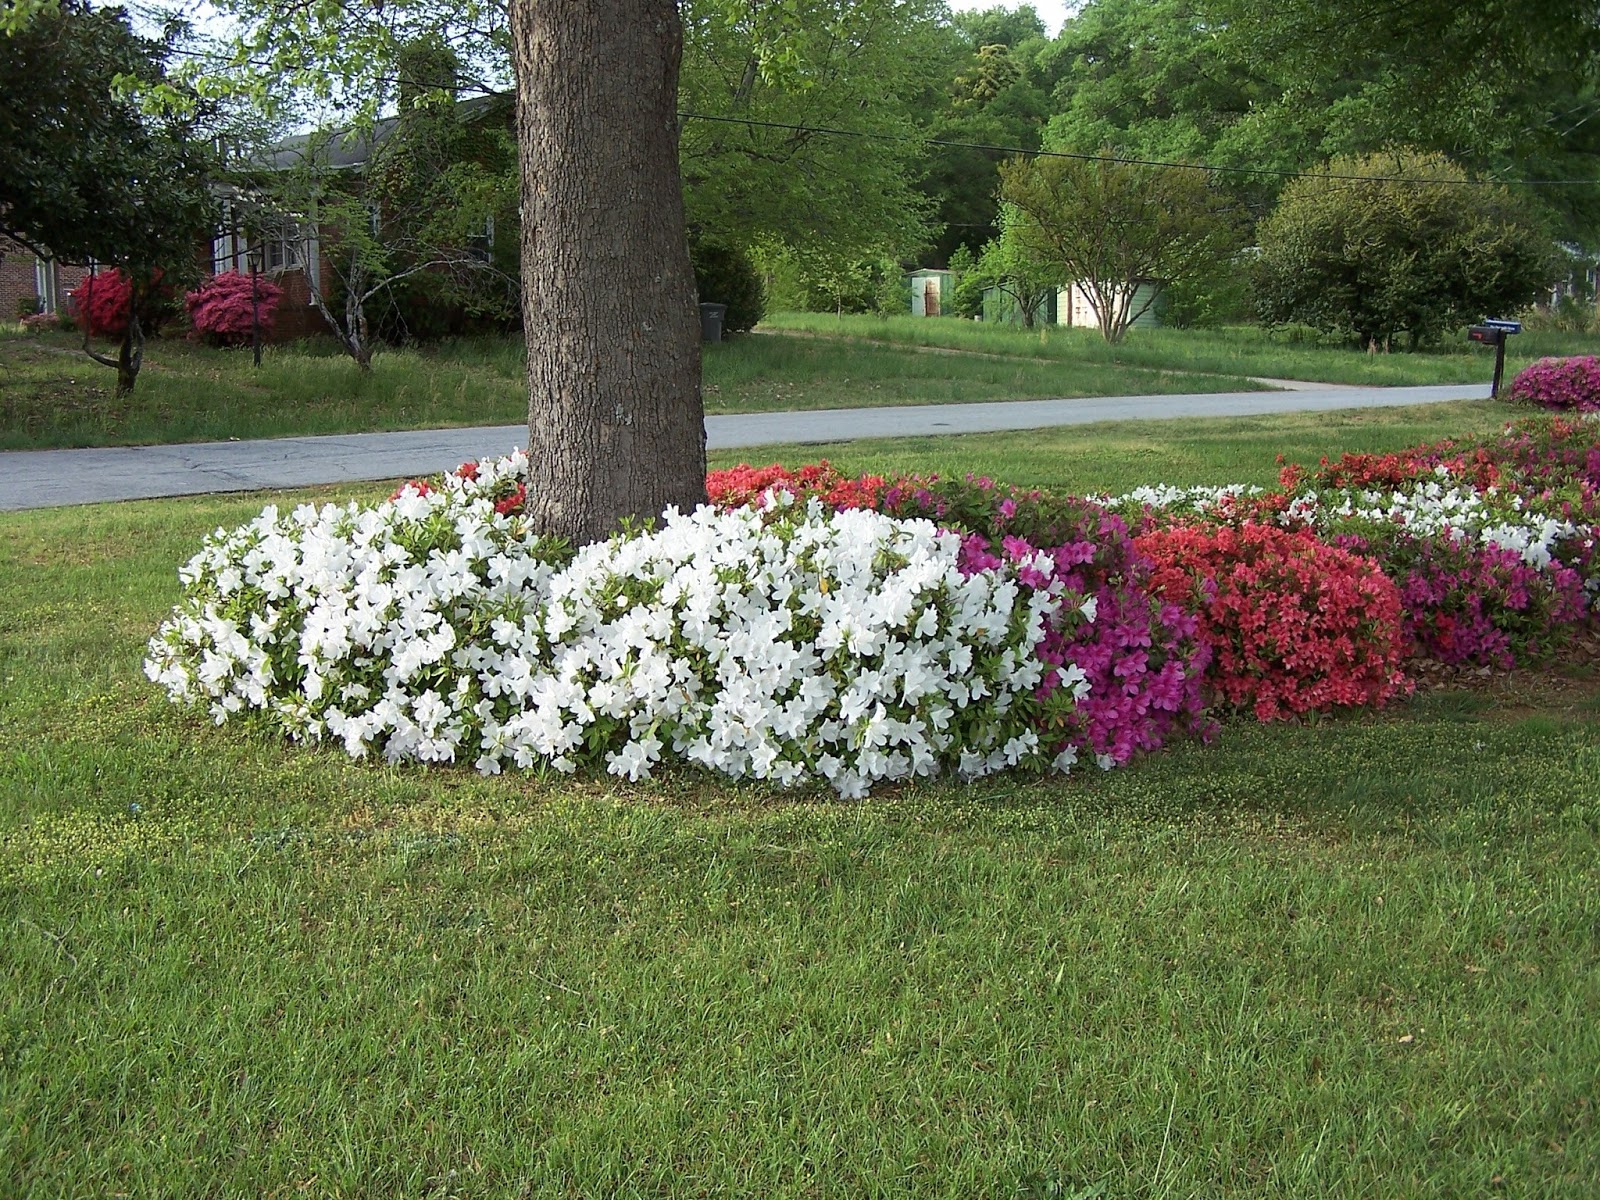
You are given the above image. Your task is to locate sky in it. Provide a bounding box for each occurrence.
[946,1,1075,37]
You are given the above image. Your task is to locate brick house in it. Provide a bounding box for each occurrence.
[211,92,515,343]
[1,237,90,320]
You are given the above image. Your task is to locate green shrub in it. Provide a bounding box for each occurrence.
[689,238,766,334]
[1254,150,1556,349]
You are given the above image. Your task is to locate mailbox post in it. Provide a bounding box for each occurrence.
[1467,318,1522,398]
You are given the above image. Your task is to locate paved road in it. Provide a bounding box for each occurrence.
[0,382,1489,512]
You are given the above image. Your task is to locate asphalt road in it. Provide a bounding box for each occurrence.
[0,382,1490,512]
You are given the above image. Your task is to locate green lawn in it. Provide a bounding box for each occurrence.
[3,409,1598,1198]
[767,311,1599,388]
[0,326,1262,451]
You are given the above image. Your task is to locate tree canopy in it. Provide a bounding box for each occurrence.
[0,2,215,270]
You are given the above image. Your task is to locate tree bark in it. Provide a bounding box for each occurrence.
[511,0,706,546]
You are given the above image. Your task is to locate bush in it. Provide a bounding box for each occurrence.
[690,238,766,334]
[146,453,1095,797]
[69,268,176,338]
[71,270,134,337]
[1508,356,1600,413]
[1136,524,1411,721]
[184,271,284,346]
[1254,150,1555,348]
[1330,529,1589,669]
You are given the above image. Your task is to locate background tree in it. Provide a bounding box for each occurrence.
[919,19,1054,265]
[999,152,1241,342]
[961,205,1059,327]
[0,2,216,395]
[1203,0,1600,240]
[678,0,943,269]
[1253,151,1556,349]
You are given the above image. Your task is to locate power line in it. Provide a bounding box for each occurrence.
[154,41,1600,191]
[679,111,1600,189]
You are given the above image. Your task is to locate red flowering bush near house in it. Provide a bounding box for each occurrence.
[185,271,283,346]
[1508,356,1600,413]
[1137,523,1411,721]
[71,270,135,337]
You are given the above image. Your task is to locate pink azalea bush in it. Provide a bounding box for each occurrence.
[1508,357,1600,413]
[185,271,283,346]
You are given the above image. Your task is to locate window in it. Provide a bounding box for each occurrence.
[470,214,495,263]
[260,219,306,272]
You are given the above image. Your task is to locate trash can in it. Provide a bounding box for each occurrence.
[698,302,728,343]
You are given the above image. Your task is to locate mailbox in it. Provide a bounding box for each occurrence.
[1467,318,1522,397]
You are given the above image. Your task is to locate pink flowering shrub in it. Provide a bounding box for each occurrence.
[1508,357,1600,413]
[883,479,1213,763]
[1137,523,1411,722]
[185,271,284,346]
[1330,530,1590,669]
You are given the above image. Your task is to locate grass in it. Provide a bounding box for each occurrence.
[708,399,1517,495]
[767,311,1600,388]
[0,326,1260,451]
[3,414,1599,1197]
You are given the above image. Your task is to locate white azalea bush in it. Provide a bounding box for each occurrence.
[146,463,1093,797]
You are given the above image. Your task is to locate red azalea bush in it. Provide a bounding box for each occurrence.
[706,461,887,511]
[71,271,135,337]
[1508,357,1600,413]
[185,271,283,345]
[1285,444,1502,493]
[1137,523,1411,721]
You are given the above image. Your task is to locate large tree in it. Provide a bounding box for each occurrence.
[508,1,706,544]
[1,1,216,395]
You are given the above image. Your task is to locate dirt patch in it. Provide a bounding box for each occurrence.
[1405,627,1600,718]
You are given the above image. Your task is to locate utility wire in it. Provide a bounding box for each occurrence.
[155,39,1600,191]
[679,111,1600,189]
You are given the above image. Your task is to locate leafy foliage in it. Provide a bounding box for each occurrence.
[999,152,1241,342]
[689,238,766,335]
[1253,151,1556,347]
[678,0,942,263]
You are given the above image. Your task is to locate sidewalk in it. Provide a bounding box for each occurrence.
[0,382,1490,512]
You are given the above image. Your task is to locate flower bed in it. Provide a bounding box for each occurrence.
[148,415,1600,793]
[147,455,1097,796]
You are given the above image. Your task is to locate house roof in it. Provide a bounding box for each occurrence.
[262,93,512,172]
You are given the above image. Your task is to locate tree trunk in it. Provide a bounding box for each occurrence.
[511,0,706,546]
[114,313,143,397]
